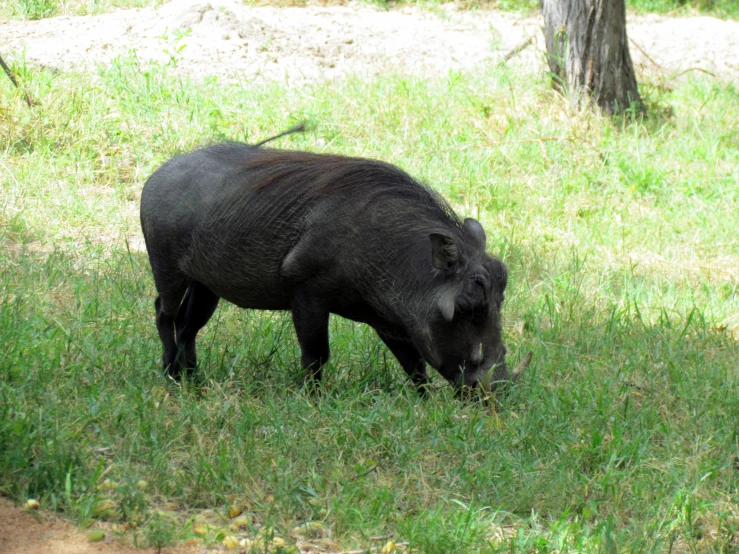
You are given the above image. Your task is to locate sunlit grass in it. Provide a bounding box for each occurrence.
[2,0,738,20]
[1,48,738,551]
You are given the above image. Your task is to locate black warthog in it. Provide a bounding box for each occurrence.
[140,128,529,394]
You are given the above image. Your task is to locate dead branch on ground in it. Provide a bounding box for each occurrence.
[0,54,34,108]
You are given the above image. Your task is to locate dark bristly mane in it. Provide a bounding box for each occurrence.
[217,145,466,232]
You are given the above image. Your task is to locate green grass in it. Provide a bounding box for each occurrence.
[1,49,739,552]
[1,0,152,20]
[627,0,739,17]
[2,0,738,20]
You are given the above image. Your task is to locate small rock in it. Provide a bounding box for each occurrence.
[88,530,106,543]
[193,523,209,536]
[229,514,250,531]
[292,521,325,538]
[98,479,118,491]
[94,500,117,518]
[271,536,287,548]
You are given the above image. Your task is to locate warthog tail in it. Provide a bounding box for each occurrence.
[252,123,308,148]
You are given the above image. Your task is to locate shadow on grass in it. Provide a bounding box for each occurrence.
[2,238,738,550]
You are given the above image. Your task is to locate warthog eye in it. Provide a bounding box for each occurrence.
[472,274,487,289]
[469,274,489,305]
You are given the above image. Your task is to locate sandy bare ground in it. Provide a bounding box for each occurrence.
[0,498,204,554]
[1,0,738,86]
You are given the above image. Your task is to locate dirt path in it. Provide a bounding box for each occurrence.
[0,498,203,554]
[1,0,738,85]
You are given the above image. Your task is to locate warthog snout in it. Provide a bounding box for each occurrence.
[480,351,533,392]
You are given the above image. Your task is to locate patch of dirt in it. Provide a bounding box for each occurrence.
[0,0,541,84]
[0,498,204,554]
[1,0,737,86]
[628,14,739,80]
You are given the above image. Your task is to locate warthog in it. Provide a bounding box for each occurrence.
[140,127,530,394]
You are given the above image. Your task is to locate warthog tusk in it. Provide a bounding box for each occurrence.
[480,365,497,391]
[511,351,533,381]
[480,351,533,391]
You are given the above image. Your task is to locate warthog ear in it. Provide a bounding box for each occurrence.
[430,233,459,270]
[437,289,456,322]
[464,218,486,249]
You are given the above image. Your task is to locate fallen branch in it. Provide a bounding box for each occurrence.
[671,66,716,79]
[629,39,716,81]
[629,38,663,70]
[0,53,34,108]
[498,35,534,65]
[370,534,393,542]
[333,541,410,554]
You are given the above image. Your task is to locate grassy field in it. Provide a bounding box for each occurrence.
[3,0,739,20]
[1,44,739,553]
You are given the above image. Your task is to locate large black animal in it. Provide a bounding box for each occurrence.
[140,129,529,393]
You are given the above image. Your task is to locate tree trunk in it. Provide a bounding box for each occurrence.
[541,0,642,115]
